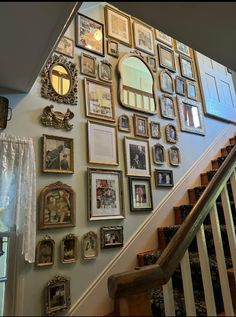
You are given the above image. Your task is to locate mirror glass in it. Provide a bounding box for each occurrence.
[51,64,71,96]
[183,103,201,128]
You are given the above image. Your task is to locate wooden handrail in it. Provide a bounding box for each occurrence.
[108,144,236,299]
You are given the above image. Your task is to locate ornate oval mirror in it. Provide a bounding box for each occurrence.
[118,52,156,114]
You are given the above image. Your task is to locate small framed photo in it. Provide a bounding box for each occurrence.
[107,39,119,58]
[42,134,74,174]
[118,114,131,132]
[61,234,78,264]
[159,70,175,94]
[153,143,165,165]
[155,169,174,187]
[165,124,178,144]
[75,13,104,56]
[133,19,155,55]
[157,44,176,72]
[179,54,195,80]
[81,231,98,260]
[124,137,151,177]
[168,145,181,166]
[147,56,157,73]
[88,168,124,221]
[129,176,153,212]
[175,76,186,96]
[156,30,173,47]
[100,226,124,249]
[186,80,198,100]
[45,275,70,315]
[98,59,112,83]
[55,36,74,58]
[133,114,149,138]
[80,52,96,78]
[159,94,176,119]
[175,40,191,57]
[150,121,161,139]
[35,235,55,267]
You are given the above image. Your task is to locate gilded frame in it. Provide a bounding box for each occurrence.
[100,226,124,249]
[98,59,112,83]
[118,114,131,133]
[157,44,176,72]
[128,176,153,212]
[35,235,55,267]
[168,145,181,166]
[80,52,97,78]
[175,40,191,57]
[186,80,199,101]
[156,30,173,47]
[132,19,155,55]
[153,143,165,165]
[175,76,186,96]
[150,121,161,139]
[165,124,178,144]
[55,36,74,58]
[133,114,149,138]
[107,39,119,58]
[159,94,176,120]
[154,169,174,188]
[159,69,175,94]
[146,56,157,73]
[81,231,98,260]
[179,54,195,80]
[60,233,78,264]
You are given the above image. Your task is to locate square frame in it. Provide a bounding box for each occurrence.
[154,169,174,187]
[159,94,176,120]
[81,231,98,260]
[179,54,195,80]
[133,19,155,55]
[175,40,191,57]
[150,121,161,139]
[157,44,176,72]
[156,30,173,47]
[133,114,149,138]
[100,226,124,249]
[55,36,74,58]
[129,176,153,212]
[80,52,97,78]
[60,234,78,264]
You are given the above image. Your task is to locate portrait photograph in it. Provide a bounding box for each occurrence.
[107,39,119,57]
[179,54,195,80]
[150,121,161,139]
[98,60,112,82]
[155,169,174,187]
[153,143,165,165]
[156,30,173,47]
[147,56,157,73]
[55,36,74,58]
[159,70,174,94]
[158,44,176,72]
[80,52,96,78]
[100,226,124,249]
[159,94,176,119]
[35,236,55,267]
[165,124,178,144]
[81,231,98,260]
[175,40,191,57]
[175,76,186,96]
[129,176,153,212]
[168,146,181,166]
[133,19,155,55]
[61,234,78,264]
[186,80,198,100]
[118,114,131,132]
[133,114,149,138]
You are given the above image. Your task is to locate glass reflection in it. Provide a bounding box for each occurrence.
[51,65,71,96]
[183,103,200,128]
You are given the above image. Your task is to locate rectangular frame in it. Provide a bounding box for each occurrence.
[168,145,181,166]
[179,54,195,80]
[156,30,173,47]
[107,38,119,58]
[158,44,176,72]
[133,19,155,55]
[129,176,153,212]
[147,56,157,73]
[100,226,124,249]
[80,52,97,78]
[150,121,161,139]
[36,236,55,267]
[81,231,98,260]
[175,40,191,57]
[118,114,131,133]
[55,36,74,58]
[60,234,78,264]
[154,169,174,187]
[186,80,199,100]
[159,94,176,119]
[133,114,149,138]
[175,76,186,96]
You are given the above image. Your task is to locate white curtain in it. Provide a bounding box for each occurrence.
[0,133,36,263]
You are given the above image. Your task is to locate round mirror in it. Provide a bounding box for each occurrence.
[50,64,71,96]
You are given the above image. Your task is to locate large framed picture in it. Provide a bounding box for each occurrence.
[75,13,104,56]
[154,169,174,187]
[35,235,55,267]
[153,143,165,165]
[156,30,173,47]
[175,40,191,57]
[179,54,195,80]
[60,234,78,264]
[168,145,181,166]
[133,114,149,138]
[80,52,97,78]
[84,77,115,122]
[157,44,176,72]
[159,94,176,119]
[81,231,98,260]
[42,134,74,174]
[88,168,125,221]
[100,226,124,249]
[133,19,155,55]
[124,137,151,177]
[159,70,175,94]
[129,176,153,212]
[55,36,74,58]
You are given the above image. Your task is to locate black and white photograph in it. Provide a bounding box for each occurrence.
[100,226,124,249]
[133,114,149,138]
[158,44,176,72]
[118,114,131,132]
[155,169,174,187]
[168,146,181,166]
[98,60,112,82]
[35,236,55,267]
[153,144,165,165]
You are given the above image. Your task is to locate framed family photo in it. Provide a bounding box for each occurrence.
[133,114,149,138]
[179,54,195,80]
[159,70,175,94]
[81,231,98,260]
[150,121,161,139]
[156,30,173,47]
[159,94,176,119]
[165,124,178,144]
[100,226,124,249]
[133,19,155,55]
[60,234,78,264]
[35,235,55,267]
[168,145,181,166]
[55,36,74,58]
[80,52,96,78]
[129,176,153,212]
[153,143,165,165]
[118,114,131,132]
[175,76,186,96]
[98,59,112,83]
[155,169,174,187]
[158,44,176,72]
[107,39,119,58]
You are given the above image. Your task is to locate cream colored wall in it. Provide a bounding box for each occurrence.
[1,2,235,315]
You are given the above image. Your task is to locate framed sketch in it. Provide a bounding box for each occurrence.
[100,226,124,249]
[155,169,174,187]
[156,30,173,47]
[179,54,195,80]
[84,78,115,122]
[45,275,70,315]
[147,56,157,73]
[159,70,175,94]
[81,231,98,260]
[175,76,186,96]
[158,44,176,72]
[133,19,155,55]
[150,121,161,139]
[42,134,74,174]
[39,181,76,229]
[168,145,181,166]
[153,143,165,165]
[55,36,74,58]
[75,13,104,56]
[186,80,198,100]
[87,121,118,165]
[118,114,131,132]
[159,94,176,119]
[35,235,55,267]
[165,124,178,144]
[133,114,149,138]
[80,53,96,78]
[88,168,124,221]
[105,5,132,47]
[98,59,112,83]
[124,137,151,177]
[175,40,191,57]
[61,234,78,264]
[107,39,119,58]
[129,177,153,212]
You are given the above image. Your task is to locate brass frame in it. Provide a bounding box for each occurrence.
[55,35,74,59]
[100,226,124,249]
[80,52,97,78]
[168,145,181,166]
[128,176,153,212]
[186,80,199,101]
[154,169,174,188]
[146,56,157,73]
[159,94,176,120]
[132,18,155,55]
[153,143,165,165]
[133,113,149,138]
[81,231,98,260]
[98,59,112,83]
[60,233,78,264]
[165,124,178,144]
[175,76,186,96]
[35,235,55,267]
[159,69,175,94]
[157,44,176,72]
[40,105,74,131]
[118,114,131,133]
[175,40,191,57]
[179,54,195,80]
[156,30,173,47]
[150,121,161,139]
[107,39,119,58]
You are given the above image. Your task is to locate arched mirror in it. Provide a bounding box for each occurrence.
[118,52,156,114]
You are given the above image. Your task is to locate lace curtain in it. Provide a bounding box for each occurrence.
[0,133,36,263]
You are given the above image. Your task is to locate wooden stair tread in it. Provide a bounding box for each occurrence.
[218,309,236,316]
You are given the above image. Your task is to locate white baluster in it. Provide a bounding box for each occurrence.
[163,278,175,316]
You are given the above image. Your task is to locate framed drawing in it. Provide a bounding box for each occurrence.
[87,121,118,165]
[100,226,124,249]
[154,169,174,187]
[39,181,76,229]
[175,40,191,57]
[156,30,173,47]
[175,76,186,96]
[157,44,176,72]
[159,94,176,119]
[118,114,131,132]
[153,143,165,165]
[88,168,124,221]
[186,80,198,100]
[107,39,119,58]
[75,13,104,56]
[165,124,178,143]
[84,78,115,122]
[55,36,74,58]
[129,176,153,212]
[105,5,132,47]
[124,137,151,177]
[150,121,161,139]
[42,134,74,174]
[98,59,112,83]
[35,235,55,267]
[179,54,195,80]
[168,145,181,166]
[133,114,149,138]
[80,53,96,78]
[81,231,98,260]
[133,19,155,55]
[159,70,175,94]
[147,56,157,73]
[61,234,78,264]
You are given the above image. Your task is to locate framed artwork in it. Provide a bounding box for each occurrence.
[133,19,155,55]
[88,168,124,221]
[42,134,74,174]
[186,80,198,100]
[168,145,181,166]
[156,30,173,47]
[175,76,186,96]
[87,121,118,165]
[98,59,112,83]
[35,235,55,267]
[147,56,157,73]
[159,70,175,94]
[75,13,104,56]
[154,169,174,187]
[133,114,149,138]
[105,5,132,47]
[100,226,124,249]
[157,44,176,72]
[60,234,78,264]
[118,114,131,133]
[84,77,115,122]
[165,124,178,144]
[153,143,165,165]
[107,39,119,58]
[159,94,176,119]
[81,231,98,260]
[45,275,70,315]
[179,54,195,80]
[55,36,74,58]
[124,137,151,177]
[80,53,96,78]
[129,177,153,212]
[175,40,191,57]
[177,95,205,135]
[39,181,76,229]
[150,121,161,139]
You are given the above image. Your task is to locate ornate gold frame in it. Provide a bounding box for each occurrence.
[179,54,195,81]
[153,143,165,165]
[60,233,78,264]
[157,44,176,72]
[81,231,98,260]
[40,105,74,131]
[118,114,131,133]
[165,124,178,144]
[133,113,149,138]
[168,145,181,166]
[35,235,55,267]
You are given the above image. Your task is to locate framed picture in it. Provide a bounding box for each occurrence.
[39,181,76,229]
[45,275,70,315]
[88,168,124,221]
[100,226,124,249]
[154,169,174,187]
[186,80,198,100]
[175,76,186,96]
[81,231,98,260]
[168,145,181,166]
[55,36,74,58]
[129,176,153,212]
[124,137,151,177]
[80,52,96,78]
[156,30,173,47]
[75,13,104,56]
[177,95,205,135]
[133,114,149,138]
[175,40,191,57]
[165,124,178,143]
[98,59,112,83]
[105,5,132,47]
[84,77,115,122]
[118,114,131,132]
[159,70,175,94]
[150,121,161,139]
[87,121,118,165]
[179,54,195,80]
[42,134,74,174]
[147,56,157,73]
[107,39,119,58]
[159,94,176,119]
[153,143,165,165]
[61,234,78,264]
[35,235,55,267]
[157,44,176,72]
[133,19,155,55]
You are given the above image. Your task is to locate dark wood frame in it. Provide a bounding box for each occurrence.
[100,226,124,249]
[60,233,78,264]
[128,176,153,212]
[35,235,55,267]
[154,169,174,187]
[157,44,176,72]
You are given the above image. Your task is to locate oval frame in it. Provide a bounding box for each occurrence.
[168,145,181,166]
[153,143,165,165]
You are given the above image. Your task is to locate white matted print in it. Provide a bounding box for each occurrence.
[133,20,155,55]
